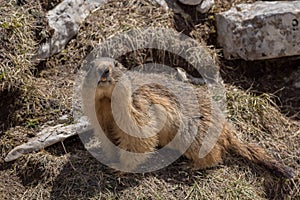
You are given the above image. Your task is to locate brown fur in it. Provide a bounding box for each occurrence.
[93,61,294,178]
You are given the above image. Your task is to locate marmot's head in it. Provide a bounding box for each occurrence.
[94,60,125,99]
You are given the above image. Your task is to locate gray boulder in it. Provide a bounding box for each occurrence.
[36,0,106,59]
[216,1,300,60]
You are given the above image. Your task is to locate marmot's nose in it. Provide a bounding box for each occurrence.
[100,68,110,82]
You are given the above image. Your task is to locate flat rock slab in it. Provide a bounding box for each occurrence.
[4,116,90,162]
[216,1,300,60]
[36,0,106,59]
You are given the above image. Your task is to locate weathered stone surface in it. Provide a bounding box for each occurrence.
[36,0,106,59]
[179,0,202,6]
[4,116,90,162]
[197,0,214,13]
[216,1,300,60]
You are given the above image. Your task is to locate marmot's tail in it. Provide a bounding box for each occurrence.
[224,125,295,179]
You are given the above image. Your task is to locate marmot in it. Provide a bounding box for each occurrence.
[92,60,294,178]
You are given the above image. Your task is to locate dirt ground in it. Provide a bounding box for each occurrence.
[0,0,299,199]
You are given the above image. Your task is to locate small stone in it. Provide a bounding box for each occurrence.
[176,67,189,82]
[58,114,69,123]
[152,0,169,10]
[197,0,214,13]
[179,0,203,6]
[294,81,300,88]
[216,1,300,60]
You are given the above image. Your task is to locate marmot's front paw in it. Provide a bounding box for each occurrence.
[109,162,135,174]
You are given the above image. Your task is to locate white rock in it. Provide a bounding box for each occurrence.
[4,116,90,162]
[176,67,206,85]
[58,114,69,123]
[176,67,189,82]
[197,0,214,13]
[216,1,300,60]
[179,0,202,6]
[36,0,107,59]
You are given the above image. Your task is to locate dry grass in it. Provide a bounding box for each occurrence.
[0,0,299,199]
[0,0,37,91]
[0,0,71,131]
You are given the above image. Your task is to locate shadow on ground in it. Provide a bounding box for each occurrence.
[39,136,294,199]
[221,57,300,119]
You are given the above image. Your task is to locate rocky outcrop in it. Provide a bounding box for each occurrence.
[4,116,90,162]
[216,1,300,60]
[36,0,106,59]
